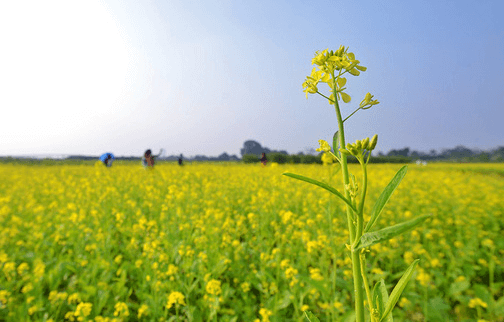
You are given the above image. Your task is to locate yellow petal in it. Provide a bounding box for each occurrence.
[341,92,351,103]
[337,77,347,88]
[348,68,360,76]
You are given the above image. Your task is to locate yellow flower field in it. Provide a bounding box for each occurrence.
[0,162,503,321]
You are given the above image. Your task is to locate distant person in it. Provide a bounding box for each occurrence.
[99,153,115,167]
[142,149,163,168]
[178,154,183,166]
[260,152,267,167]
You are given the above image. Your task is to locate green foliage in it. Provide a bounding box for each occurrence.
[290,154,302,164]
[355,215,431,250]
[365,166,408,233]
[242,154,259,163]
[269,153,289,164]
[282,172,357,213]
[300,154,322,164]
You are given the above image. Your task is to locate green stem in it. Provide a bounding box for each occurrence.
[343,106,363,123]
[356,161,368,239]
[360,252,375,322]
[331,71,364,322]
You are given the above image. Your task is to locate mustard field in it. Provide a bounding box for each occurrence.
[1,162,503,321]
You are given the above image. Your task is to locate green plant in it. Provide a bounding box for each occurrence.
[285,46,430,322]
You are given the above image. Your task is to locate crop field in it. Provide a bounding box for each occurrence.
[0,162,503,321]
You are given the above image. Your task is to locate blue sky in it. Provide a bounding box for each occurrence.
[1,0,503,157]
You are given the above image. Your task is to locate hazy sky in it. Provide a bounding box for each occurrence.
[1,0,503,157]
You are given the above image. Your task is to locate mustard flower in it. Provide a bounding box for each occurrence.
[75,302,93,321]
[113,302,129,317]
[166,291,186,309]
[468,298,488,309]
[206,279,222,296]
[259,308,273,322]
[137,304,149,318]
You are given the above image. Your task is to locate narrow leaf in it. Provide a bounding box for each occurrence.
[283,173,357,213]
[304,311,321,322]
[364,166,408,233]
[380,260,419,322]
[372,279,388,321]
[355,215,430,251]
[333,131,340,155]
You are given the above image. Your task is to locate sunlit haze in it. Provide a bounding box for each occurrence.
[1,0,503,157]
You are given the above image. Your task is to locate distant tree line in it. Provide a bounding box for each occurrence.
[240,140,504,164]
[2,142,504,164]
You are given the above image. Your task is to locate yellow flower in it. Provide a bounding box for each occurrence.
[259,308,273,322]
[316,140,331,153]
[360,92,379,109]
[138,304,149,318]
[167,291,186,309]
[67,293,81,304]
[481,238,494,248]
[468,298,488,309]
[206,279,222,296]
[21,283,33,293]
[33,260,45,279]
[415,268,431,286]
[455,276,466,283]
[321,152,335,165]
[28,305,38,315]
[167,264,178,276]
[241,282,250,293]
[17,262,30,275]
[65,311,76,321]
[309,268,324,281]
[334,301,344,312]
[75,302,93,321]
[285,267,298,280]
[399,297,411,308]
[114,302,129,317]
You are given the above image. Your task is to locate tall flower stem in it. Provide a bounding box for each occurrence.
[332,72,365,322]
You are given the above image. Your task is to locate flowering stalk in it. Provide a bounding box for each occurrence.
[286,46,430,322]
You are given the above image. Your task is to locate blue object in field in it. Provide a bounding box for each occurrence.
[99,153,115,162]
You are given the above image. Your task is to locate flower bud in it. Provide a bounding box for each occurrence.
[362,137,370,150]
[339,148,351,155]
[369,134,378,150]
[355,140,362,150]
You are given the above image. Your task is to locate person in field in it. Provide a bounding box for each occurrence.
[260,152,267,167]
[142,149,162,168]
[99,153,115,167]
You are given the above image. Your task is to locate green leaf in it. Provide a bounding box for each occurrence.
[380,259,419,322]
[283,173,357,213]
[304,311,321,322]
[364,166,408,233]
[448,280,470,296]
[373,279,392,321]
[333,131,339,155]
[355,215,430,251]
